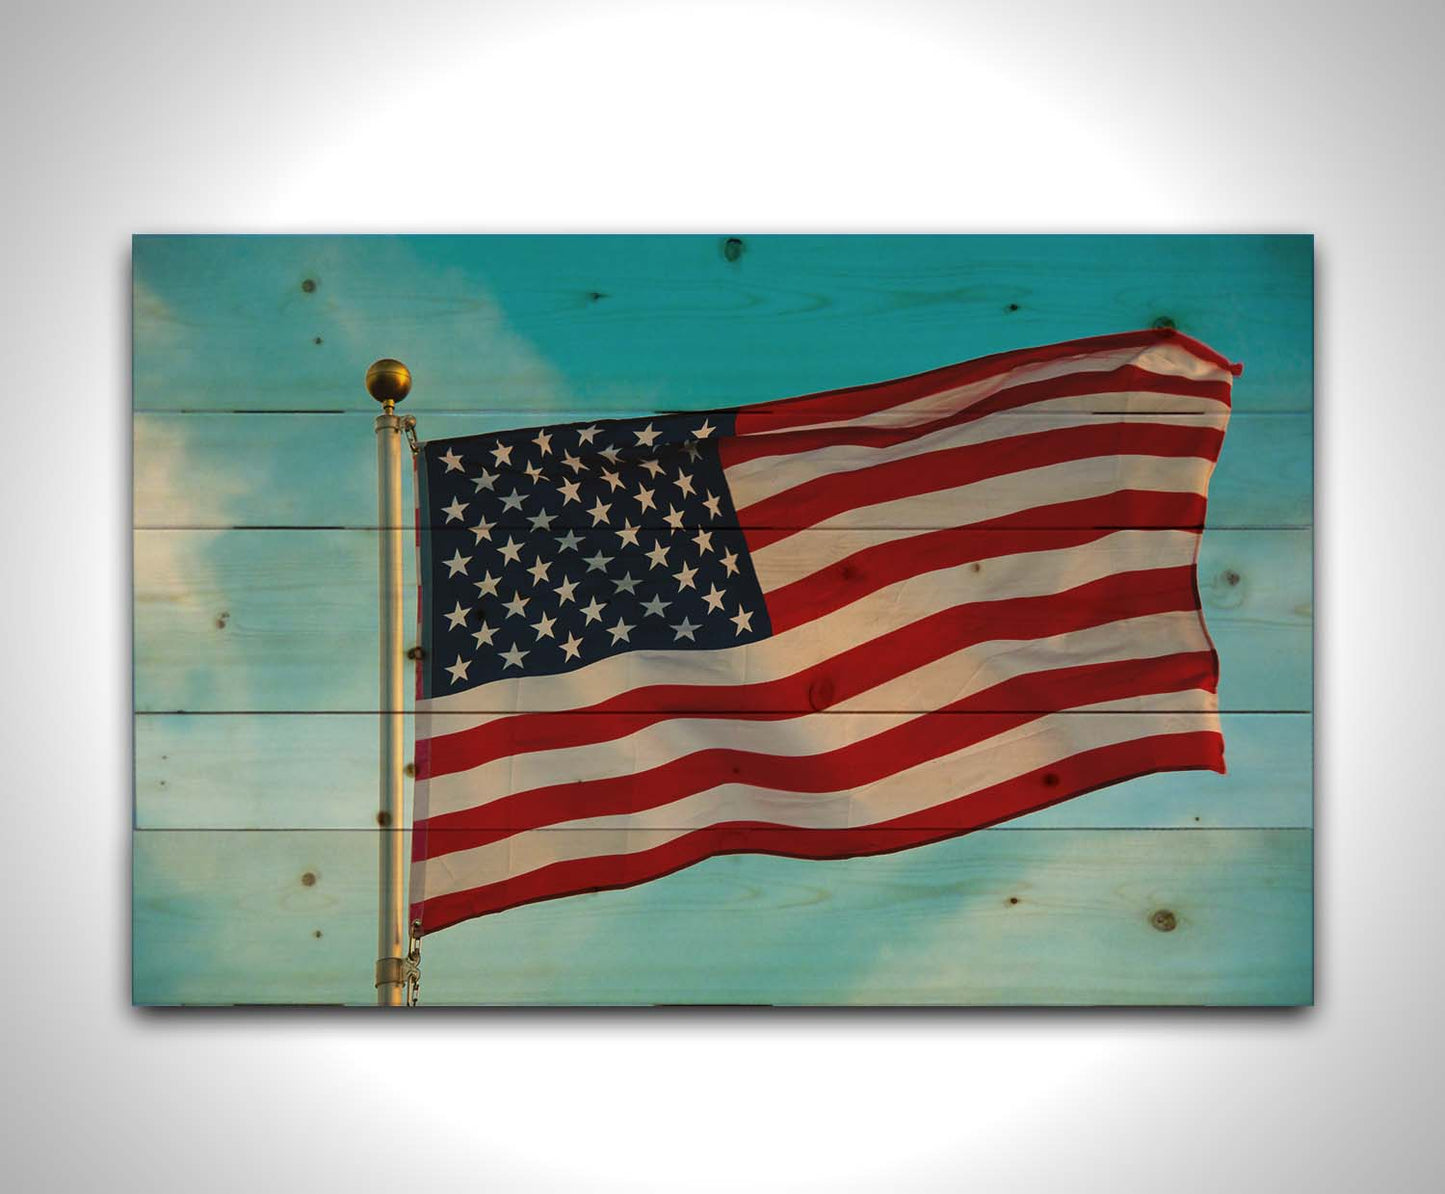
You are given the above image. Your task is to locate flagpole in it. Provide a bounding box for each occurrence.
[367,358,412,1006]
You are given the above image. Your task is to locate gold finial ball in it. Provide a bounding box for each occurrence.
[366,358,412,405]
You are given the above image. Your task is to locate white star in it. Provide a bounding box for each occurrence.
[498,537,523,564]
[500,489,526,513]
[439,448,464,473]
[599,445,622,465]
[533,429,553,456]
[523,460,543,484]
[673,562,698,590]
[472,622,497,648]
[532,612,557,639]
[584,550,613,572]
[528,508,556,532]
[444,549,471,577]
[634,485,657,513]
[500,642,529,669]
[613,572,641,595]
[490,442,513,467]
[617,523,641,547]
[555,529,582,552]
[730,607,754,635]
[663,506,686,530]
[470,516,495,543]
[580,597,606,625]
[701,492,722,519]
[640,457,664,478]
[472,469,498,492]
[445,656,470,684]
[587,497,612,526]
[444,600,470,630]
[702,584,726,613]
[675,471,695,497]
[720,549,739,576]
[695,419,716,439]
[526,556,551,586]
[560,632,583,660]
[601,468,624,492]
[671,617,699,642]
[554,576,579,604]
[645,541,670,569]
[635,423,661,447]
[441,496,468,523]
[503,591,530,619]
[577,425,601,445]
[558,478,582,505]
[692,528,713,555]
[562,450,585,473]
[641,594,670,618]
[474,572,501,598]
[607,618,634,645]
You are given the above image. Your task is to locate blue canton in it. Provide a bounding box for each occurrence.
[417,411,771,698]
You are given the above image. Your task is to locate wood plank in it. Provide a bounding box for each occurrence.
[132,827,1313,1005]
[134,712,1311,831]
[132,528,1312,712]
[134,411,1311,530]
[133,235,1313,413]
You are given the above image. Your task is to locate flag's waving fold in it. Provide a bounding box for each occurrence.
[409,329,1239,935]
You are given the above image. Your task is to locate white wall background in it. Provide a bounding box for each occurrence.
[2,0,1435,1189]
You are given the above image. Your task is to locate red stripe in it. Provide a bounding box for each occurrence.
[739,421,1223,552]
[417,565,1201,781]
[721,365,1231,469]
[414,730,1225,932]
[766,493,1206,633]
[732,329,1240,437]
[414,650,1215,860]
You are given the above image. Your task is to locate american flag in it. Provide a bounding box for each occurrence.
[408,329,1238,935]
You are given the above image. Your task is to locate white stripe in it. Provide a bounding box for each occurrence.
[420,609,1212,819]
[747,455,1210,592]
[727,411,1226,511]
[416,703,1218,899]
[417,528,1200,721]
[751,342,1234,438]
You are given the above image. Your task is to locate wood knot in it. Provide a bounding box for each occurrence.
[403,762,416,778]
[1005,302,1020,313]
[1222,569,1241,586]
[376,810,392,827]
[300,871,317,887]
[807,677,835,710]
[1151,315,1176,330]
[406,646,426,660]
[722,237,745,262]
[301,277,318,293]
[214,611,229,629]
[1042,771,1060,788]
[1150,909,1177,932]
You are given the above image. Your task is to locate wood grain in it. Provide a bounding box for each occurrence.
[134,712,1311,831]
[133,235,1313,413]
[130,234,1313,1005]
[134,411,1311,529]
[133,528,1311,712]
[132,827,1313,1005]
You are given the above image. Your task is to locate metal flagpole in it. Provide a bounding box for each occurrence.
[366,358,413,1006]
